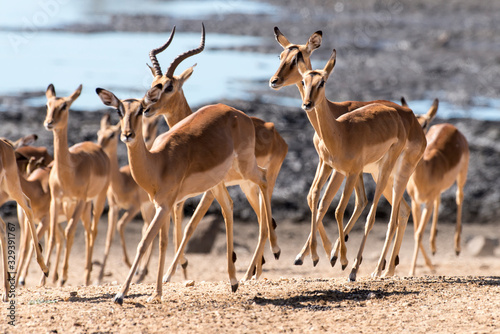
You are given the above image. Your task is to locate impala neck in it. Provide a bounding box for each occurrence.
[52,126,74,177]
[124,125,156,195]
[162,90,192,128]
[310,96,342,153]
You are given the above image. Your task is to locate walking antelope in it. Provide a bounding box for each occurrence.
[96,86,273,304]
[43,84,110,286]
[0,139,49,301]
[403,98,469,276]
[143,24,287,282]
[270,27,418,278]
[296,50,426,280]
[96,114,156,284]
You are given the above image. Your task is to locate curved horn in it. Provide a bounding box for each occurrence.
[149,26,176,77]
[165,23,205,79]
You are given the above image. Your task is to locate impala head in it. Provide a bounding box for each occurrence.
[269,27,322,90]
[97,113,121,151]
[144,23,205,117]
[298,49,336,111]
[96,84,163,145]
[44,84,82,131]
[402,97,439,132]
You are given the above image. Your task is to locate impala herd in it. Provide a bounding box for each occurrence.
[0,25,469,304]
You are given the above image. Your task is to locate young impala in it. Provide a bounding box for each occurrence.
[403,98,469,275]
[43,84,110,286]
[270,27,419,278]
[96,85,273,304]
[296,50,426,280]
[143,24,287,282]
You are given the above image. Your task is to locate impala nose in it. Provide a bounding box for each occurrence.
[269,77,281,89]
[302,101,313,110]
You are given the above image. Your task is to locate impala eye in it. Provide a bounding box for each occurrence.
[164,83,173,92]
[301,80,305,86]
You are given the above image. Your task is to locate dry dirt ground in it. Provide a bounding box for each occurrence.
[2,217,500,333]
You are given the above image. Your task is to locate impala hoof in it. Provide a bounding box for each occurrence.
[348,273,356,282]
[341,263,348,271]
[330,256,338,267]
[231,283,239,293]
[274,250,281,260]
[313,259,319,267]
[232,251,237,263]
[294,258,303,266]
[432,251,436,256]
[44,270,49,278]
[455,250,460,256]
[344,234,349,242]
[18,278,25,286]
[395,255,400,267]
[113,294,124,305]
[181,260,189,270]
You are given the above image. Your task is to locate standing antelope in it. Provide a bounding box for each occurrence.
[143,24,287,282]
[43,84,110,286]
[96,114,156,284]
[403,98,469,276]
[0,139,48,301]
[296,50,426,280]
[96,85,273,304]
[269,27,418,277]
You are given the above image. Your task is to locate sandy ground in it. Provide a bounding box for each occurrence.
[2,216,500,333]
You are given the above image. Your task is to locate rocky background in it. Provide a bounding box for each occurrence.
[1,0,500,226]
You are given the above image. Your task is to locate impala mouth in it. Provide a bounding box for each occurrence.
[269,78,283,90]
[44,122,54,131]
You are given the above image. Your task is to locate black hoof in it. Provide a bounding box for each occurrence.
[231,283,239,293]
[181,260,189,270]
[113,294,124,305]
[432,251,436,256]
[395,255,400,267]
[44,271,49,278]
[455,250,460,256]
[272,218,277,230]
[344,234,349,242]
[19,279,25,286]
[330,256,337,267]
[261,255,266,265]
[382,259,387,271]
[342,264,348,271]
[274,250,281,260]
[252,265,256,276]
[313,259,319,267]
[232,251,237,263]
[294,258,303,266]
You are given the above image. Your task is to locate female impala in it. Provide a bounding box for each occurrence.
[43,84,110,286]
[270,27,416,276]
[96,114,156,284]
[96,85,272,304]
[0,139,49,301]
[297,50,426,280]
[143,24,287,282]
[404,98,469,276]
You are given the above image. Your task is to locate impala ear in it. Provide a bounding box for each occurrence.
[401,96,409,107]
[146,63,156,77]
[323,49,337,79]
[426,98,439,123]
[178,64,196,85]
[306,31,322,54]
[296,52,309,76]
[274,26,291,48]
[46,84,56,99]
[68,84,82,102]
[100,113,112,129]
[96,88,122,109]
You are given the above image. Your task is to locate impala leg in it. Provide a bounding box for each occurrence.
[60,201,85,286]
[295,161,334,265]
[0,217,8,302]
[163,192,215,283]
[454,163,467,256]
[19,217,45,286]
[15,210,28,285]
[409,201,434,276]
[429,196,440,255]
[88,190,107,285]
[333,173,359,270]
[40,198,60,286]
[52,223,65,284]
[147,218,169,303]
[211,184,238,292]
[114,204,171,305]
[330,173,367,267]
[135,202,155,283]
[172,200,188,279]
[117,206,140,268]
[240,182,268,281]
[98,201,120,284]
